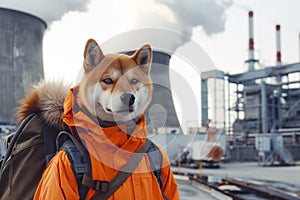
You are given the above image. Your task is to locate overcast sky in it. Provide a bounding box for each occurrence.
[1,0,300,132]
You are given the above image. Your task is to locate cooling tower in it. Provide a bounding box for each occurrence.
[126,50,182,134]
[0,8,46,122]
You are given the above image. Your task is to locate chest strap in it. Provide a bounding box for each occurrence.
[82,139,152,200]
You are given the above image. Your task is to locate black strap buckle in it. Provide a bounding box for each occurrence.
[94,180,109,193]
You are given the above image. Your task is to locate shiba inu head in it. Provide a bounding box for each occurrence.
[77,39,153,122]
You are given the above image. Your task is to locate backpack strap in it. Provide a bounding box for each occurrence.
[146,142,169,200]
[43,123,65,165]
[57,131,91,200]
[0,113,35,171]
[88,139,152,200]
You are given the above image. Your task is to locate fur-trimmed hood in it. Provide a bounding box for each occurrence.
[17,80,70,130]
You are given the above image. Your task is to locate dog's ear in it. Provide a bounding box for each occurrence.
[83,39,105,73]
[132,44,152,74]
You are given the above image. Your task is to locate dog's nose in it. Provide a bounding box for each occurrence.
[121,93,135,106]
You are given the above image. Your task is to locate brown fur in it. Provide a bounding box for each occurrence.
[16,80,69,129]
[17,88,41,123]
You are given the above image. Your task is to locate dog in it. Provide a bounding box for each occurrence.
[17,38,179,199]
[78,39,153,123]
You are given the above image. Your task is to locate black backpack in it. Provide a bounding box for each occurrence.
[0,113,165,200]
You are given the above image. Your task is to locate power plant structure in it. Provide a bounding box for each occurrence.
[0,8,46,122]
[201,11,300,165]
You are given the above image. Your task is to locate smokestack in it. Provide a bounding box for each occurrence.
[247,11,255,71]
[276,25,282,66]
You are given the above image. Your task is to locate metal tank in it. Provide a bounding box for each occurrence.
[0,8,46,122]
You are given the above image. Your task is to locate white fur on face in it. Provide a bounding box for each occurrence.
[86,83,115,121]
[135,84,149,114]
[84,68,151,122]
[86,83,101,116]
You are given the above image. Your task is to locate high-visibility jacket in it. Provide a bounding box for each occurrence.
[34,87,180,200]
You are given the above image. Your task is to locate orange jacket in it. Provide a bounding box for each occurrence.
[34,87,180,200]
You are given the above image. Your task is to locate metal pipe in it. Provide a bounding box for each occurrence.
[299,33,300,62]
[261,81,268,133]
[299,33,300,87]
[201,79,208,127]
[268,80,300,86]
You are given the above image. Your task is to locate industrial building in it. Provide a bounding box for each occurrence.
[201,11,300,165]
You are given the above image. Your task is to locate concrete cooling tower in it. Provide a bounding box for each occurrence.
[0,8,46,122]
[126,50,182,134]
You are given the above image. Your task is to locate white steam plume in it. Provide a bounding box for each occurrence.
[109,0,233,52]
[0,0,91,25]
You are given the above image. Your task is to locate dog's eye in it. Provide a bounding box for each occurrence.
[102,78,114,85]
[130,79,139,85]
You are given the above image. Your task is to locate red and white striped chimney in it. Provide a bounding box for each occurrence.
[248,11,255,71]
[276,25,282,66]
